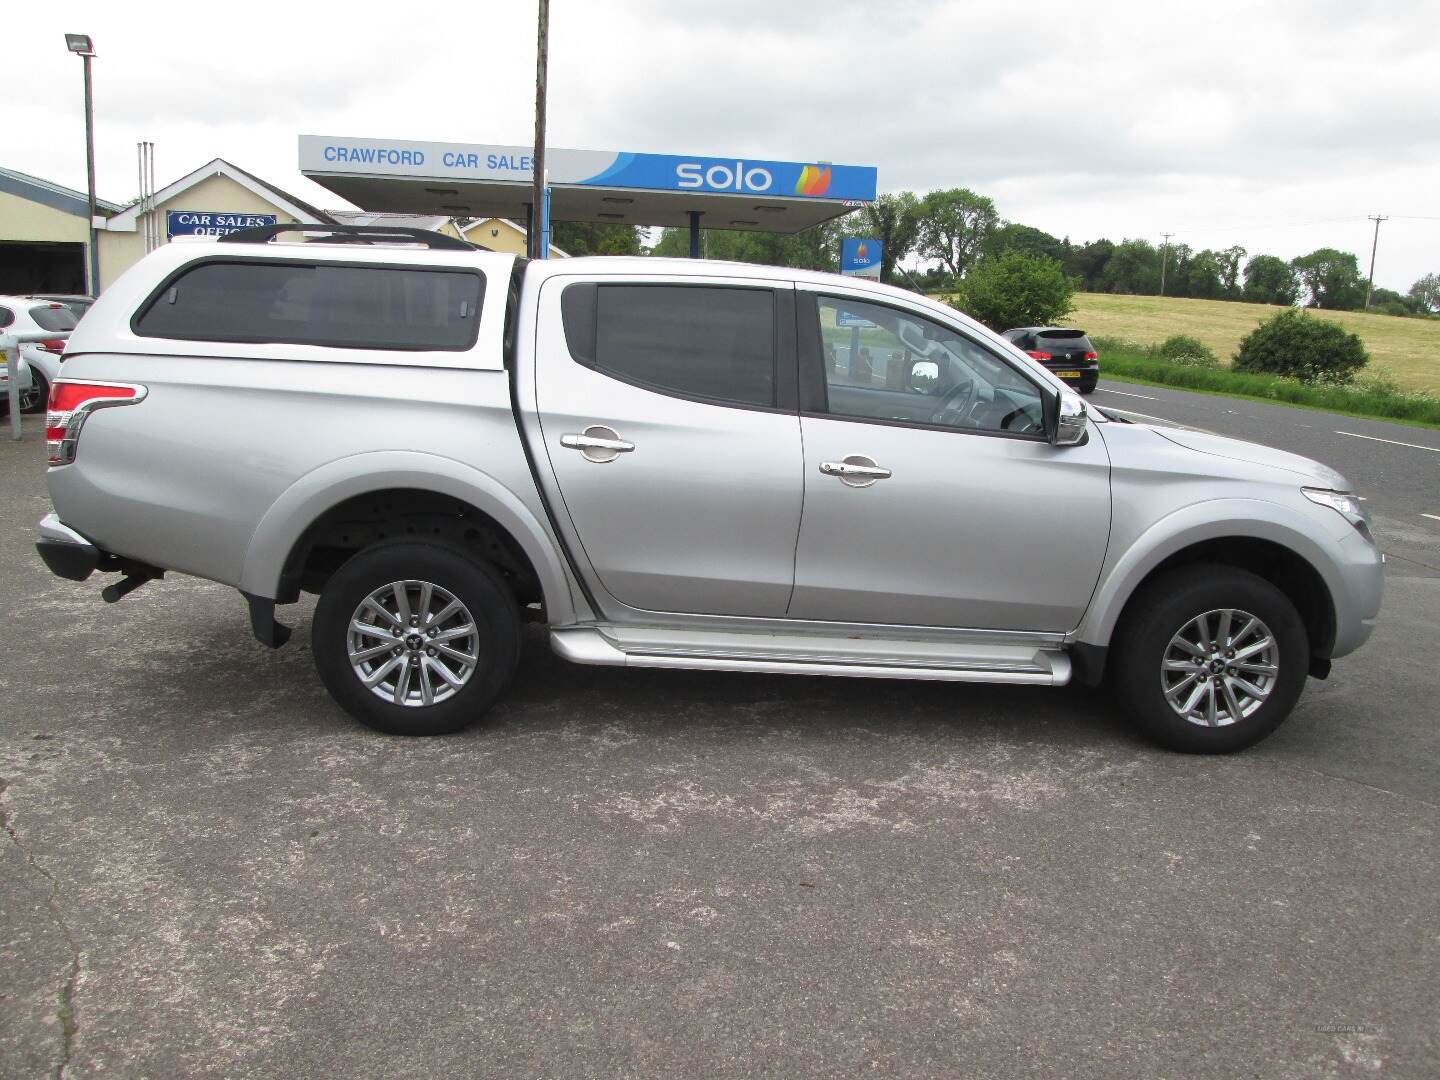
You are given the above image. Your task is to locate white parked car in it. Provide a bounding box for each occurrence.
[0,295,79,411]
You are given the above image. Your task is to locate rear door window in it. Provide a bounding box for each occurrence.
[29,305,78,332]
[566,284,776,408]
[134,260,484,351]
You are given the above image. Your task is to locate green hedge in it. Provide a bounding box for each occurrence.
[1096,348,1440,428]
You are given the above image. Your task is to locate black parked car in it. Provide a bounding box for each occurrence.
[1002,327,1099,394]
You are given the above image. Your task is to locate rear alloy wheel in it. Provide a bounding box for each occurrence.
[348,580,480,708]
[312,541,520,735]
[1112,566,1309,752]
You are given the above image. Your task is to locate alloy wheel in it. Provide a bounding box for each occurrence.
[18,380,44,413]
[347,580,480,707]
[1161,608,1278,728]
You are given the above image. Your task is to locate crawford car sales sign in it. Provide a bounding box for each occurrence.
[298,135,878,202]
[167,211,278,238]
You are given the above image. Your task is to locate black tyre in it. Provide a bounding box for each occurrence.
[312,540,521,736]
[1079,377,1098,395]
[20,369,48,413]
[1111,566,1308,753]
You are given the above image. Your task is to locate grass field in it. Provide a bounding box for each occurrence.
[1066,293,1440,395]
[1097,349,1440,429]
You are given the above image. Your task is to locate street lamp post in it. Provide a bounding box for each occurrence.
[64,33,99,297]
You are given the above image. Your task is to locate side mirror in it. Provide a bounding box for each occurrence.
[909,360,939,392]
[1046,391,1088,446]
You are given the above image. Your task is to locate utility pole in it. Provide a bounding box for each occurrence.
[1364,214,1388,309]
[1159,232,1173,296]
[530,0,549,261]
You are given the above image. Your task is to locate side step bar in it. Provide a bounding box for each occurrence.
[550,626,1071,686]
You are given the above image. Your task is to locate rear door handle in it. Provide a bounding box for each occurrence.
[819,456,891,487]
[560,425,634,463]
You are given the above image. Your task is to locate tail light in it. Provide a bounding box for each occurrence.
[1027,350,1052,361]
[1083,351,1099,361]
[36,338,67,354]
[47,379,147,467]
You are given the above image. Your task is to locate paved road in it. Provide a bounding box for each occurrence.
[2,410,1437,1079]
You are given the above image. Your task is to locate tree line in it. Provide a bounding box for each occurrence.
[552,194,1440,317]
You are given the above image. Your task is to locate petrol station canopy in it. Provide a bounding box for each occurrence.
[299,135,877,234]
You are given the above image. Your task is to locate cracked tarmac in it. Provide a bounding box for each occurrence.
[2,421,1438,1078]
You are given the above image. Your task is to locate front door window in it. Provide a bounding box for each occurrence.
[816,296,1045,437]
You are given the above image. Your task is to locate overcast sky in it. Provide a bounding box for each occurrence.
[11,1,1439,289]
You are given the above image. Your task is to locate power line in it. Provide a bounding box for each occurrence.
[1159,232,1173,296]
[1165,215,1367,235]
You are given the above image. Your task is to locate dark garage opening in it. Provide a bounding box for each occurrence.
[0,241,86,295]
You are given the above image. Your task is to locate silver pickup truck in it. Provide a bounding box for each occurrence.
[35,225,1382,752]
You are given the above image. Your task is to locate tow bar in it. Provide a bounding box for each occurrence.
[101,568,164,603]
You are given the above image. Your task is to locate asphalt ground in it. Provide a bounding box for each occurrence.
[2,393,1437,1079]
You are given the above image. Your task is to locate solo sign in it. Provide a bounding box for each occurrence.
[841,237,883,281]
[167,211,278,238]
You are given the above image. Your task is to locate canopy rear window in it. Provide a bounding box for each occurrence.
[134,260,484,352]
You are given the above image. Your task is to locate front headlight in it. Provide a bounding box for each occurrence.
[1304,487,1373,543]
[1303,488,1364,518]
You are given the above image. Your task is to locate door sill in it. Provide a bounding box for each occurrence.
[550,626,1071,686]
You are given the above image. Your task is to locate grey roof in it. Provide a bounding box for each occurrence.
[330,211,452,231]
[0,165,123,219]
[221,160,336,223]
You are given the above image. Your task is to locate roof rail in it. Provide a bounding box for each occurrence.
[217,223,476,251]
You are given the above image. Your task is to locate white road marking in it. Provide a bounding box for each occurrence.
[1423,513,1440,522]
[1335,430,1440,454]
[1095,387,1158,401]
[1103,406,1187,426]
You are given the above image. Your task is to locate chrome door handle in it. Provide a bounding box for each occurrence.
[819,456,891,488]
[820,459,891,480]
[561,434,634,452]
[560,425,634,463]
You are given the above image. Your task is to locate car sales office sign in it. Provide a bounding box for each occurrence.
[167,211,278,238]
[298,135,878,203]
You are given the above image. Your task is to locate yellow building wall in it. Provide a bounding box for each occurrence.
[0,189,90,243]
[463,218,529,256]
[98,173,305,291]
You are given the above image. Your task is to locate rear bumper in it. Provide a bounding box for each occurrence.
[36,512,101,581]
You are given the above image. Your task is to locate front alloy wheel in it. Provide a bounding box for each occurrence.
[1162,608,1278,727]
[1112,567,1309,753]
